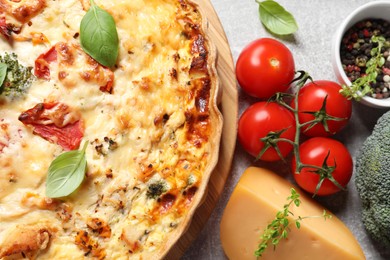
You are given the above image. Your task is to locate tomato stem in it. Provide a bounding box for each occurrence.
[300,95,346,134]
[257,128,291,162]
[271,70,346,196]
[291,71,311,174]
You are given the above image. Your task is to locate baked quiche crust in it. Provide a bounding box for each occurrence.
[0,0,222,259]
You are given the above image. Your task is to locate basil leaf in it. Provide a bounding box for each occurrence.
[46,141,88,198]
[80,0,119,67]
[257,0,298,35]
[0,63,7,93]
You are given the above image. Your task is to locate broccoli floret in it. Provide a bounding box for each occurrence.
[0,53,34,99]
[146,180,168,199]
[356,110,390,247]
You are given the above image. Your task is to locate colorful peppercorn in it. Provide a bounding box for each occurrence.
[340,18,390,99]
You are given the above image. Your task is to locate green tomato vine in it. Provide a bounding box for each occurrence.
[258,71,347,196]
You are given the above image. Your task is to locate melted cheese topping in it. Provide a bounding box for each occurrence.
[0,0,219,258]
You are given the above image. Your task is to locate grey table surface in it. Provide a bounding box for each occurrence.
[183,0,390,259]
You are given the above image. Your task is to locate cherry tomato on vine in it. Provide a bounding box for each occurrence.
[291,80,352,137]
[236,38,295,99]
[238,102,296,161]
[291,137,353,196]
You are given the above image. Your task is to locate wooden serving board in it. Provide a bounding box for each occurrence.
[166,0,238,258]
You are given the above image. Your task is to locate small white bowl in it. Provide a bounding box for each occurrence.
[332,1,390,108]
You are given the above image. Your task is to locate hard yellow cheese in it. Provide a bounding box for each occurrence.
[220,167,365,260]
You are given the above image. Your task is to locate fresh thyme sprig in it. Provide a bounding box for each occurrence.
[340,35,386,100]
[255,188,332,258]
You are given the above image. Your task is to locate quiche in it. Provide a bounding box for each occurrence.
[0,0,222,259]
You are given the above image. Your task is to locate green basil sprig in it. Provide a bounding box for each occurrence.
[46,141,88,198]
[0,63,7,92]
[80,0,119,68]
[256,0,298,35]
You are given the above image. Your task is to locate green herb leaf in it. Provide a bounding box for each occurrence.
[0,63,7,92]
[46,141,88,198]
[256,0,298,35]
[0,53,34,98]
[379,57,386,67]
[80,0,119,67]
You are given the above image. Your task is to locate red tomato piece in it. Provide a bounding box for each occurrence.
[18,102,84,151]
[236,38,295,99]
[238,102,296,161]
[34,46,57,80]
[292,80,352,136]
[31,121,84,151]
[0,16,21,40]
[34,42,114,93]
[0,142,5,152]
[0,16,11,39]
[291,137,353,196]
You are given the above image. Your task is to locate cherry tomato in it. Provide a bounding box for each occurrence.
[291,80,352,137]
[291,137,353,196]
[238,102,296,161]
[236,38,295,99]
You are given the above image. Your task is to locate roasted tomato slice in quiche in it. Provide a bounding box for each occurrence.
[0,142,5,151]
[0,16,11,39]
[34,45,57,80]
[18,102,84,150]
[35,41,115,93]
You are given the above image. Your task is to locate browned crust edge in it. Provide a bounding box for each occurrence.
[156,0,223,259]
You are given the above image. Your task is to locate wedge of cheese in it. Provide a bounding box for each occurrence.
[220,167,365,260]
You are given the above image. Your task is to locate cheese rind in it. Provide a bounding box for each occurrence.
[220,167,365,260]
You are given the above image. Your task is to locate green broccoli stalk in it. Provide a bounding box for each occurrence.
[0,53,34,99]
[355,110,390,247]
